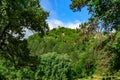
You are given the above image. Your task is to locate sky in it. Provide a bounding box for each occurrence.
[25,0,90,37]
[40,0,90,29]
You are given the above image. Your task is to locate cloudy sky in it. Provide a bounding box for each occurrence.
[40,0,90,29]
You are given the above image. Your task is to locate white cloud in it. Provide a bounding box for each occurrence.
[47,19,81,29]
[41,0,81,29]
[47,19,64,29]
[24,19,81,38]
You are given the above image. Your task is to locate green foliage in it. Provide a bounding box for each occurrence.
[73,51,96,78]
[110,37,120,71]
[70,0,120,31]
[0,0,49,79]
[0,58,35,80]
[0,0,49,66]
[35,52,72,80]
[28,27,80,56]
[1,0,120,79]
[28,28,97,79]
[1,26,120,79]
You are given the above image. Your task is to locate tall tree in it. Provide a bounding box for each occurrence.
[70,0,120,32]
[0,0,49,66]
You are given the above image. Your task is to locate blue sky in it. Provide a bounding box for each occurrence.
[40,0,90,29]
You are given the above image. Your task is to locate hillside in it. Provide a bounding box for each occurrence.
[0,27,120,79]
[28,27,120,79]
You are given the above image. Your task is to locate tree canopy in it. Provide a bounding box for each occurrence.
[70,0,120,32]
[0,0,49,66]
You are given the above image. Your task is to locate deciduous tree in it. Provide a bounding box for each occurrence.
[70,0,120,32]
[0,0,49,66]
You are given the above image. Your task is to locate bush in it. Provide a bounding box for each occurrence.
[35,52,72,80]
[72,52,95,78]
[0,58,35,80]
[111,37,120,71]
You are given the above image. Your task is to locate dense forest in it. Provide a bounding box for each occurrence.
[0,0,120,80]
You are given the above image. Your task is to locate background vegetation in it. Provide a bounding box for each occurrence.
[0,0,120,80]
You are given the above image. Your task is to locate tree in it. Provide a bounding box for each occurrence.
[0,0,49,66]
[79,22,87,34]
[70,0,120,32]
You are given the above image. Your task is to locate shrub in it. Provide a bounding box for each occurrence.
[35,52,72,80]
[72,52,95,78]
